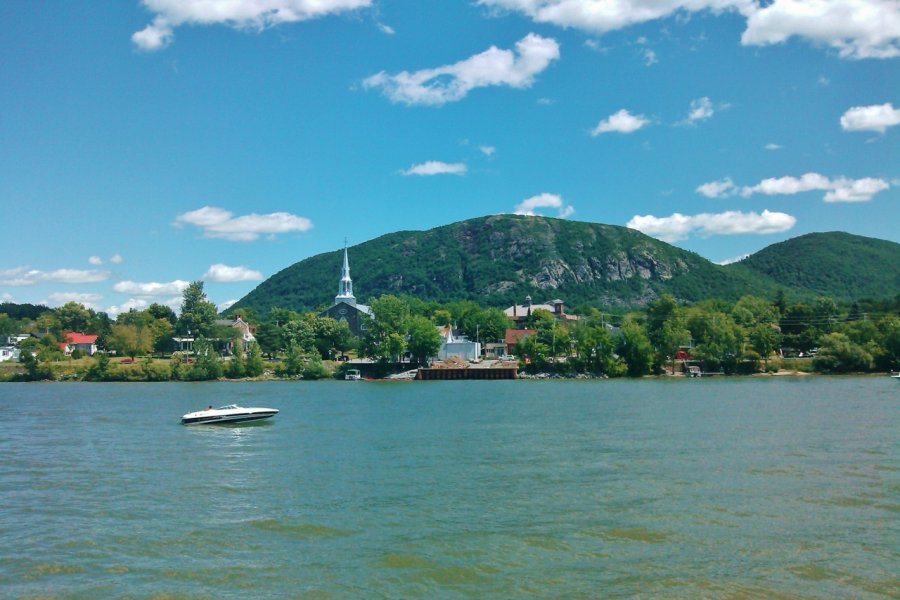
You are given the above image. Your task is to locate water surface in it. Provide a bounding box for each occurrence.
[1,378,897,598]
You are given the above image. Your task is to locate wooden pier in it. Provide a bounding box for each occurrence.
[416,367,518,380]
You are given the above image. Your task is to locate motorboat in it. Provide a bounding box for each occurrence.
[181,404,278,425]
[345,368,362,380]
[892,372,900,380]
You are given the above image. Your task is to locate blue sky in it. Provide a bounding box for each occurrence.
[1,0,897,316]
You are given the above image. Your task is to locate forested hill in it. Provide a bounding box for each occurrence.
[229,215,775,315]
[727,232,900,301]
[228,216,900,317]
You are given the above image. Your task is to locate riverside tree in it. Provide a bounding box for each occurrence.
[177,281,218,338]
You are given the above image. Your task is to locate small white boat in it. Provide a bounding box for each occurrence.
[892,372,900,380]
[181,404,278,425]
[345,369,362,380]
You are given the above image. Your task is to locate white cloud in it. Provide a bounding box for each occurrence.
[479,0,900,59]
[696,177,738,198]
[106,299,149,318]
[132,0,372,51]
[513,193,575,218]
[47,292,104,309]
[401,161,468,176]
[764,143,782,150]
[823,177,892,202]
[741,172,890,202]
[363,33,560,106]
[479,145,497,156]
[218,299,239,313]
[591,109,650,136]
[627,209,796,242]
[742,0,900,59]
[681,96,715,125]
[203,264,264,282]
[840,102,900,133]
[109,254,124,264]
[1,293,13,303]
[88,256,103,266]
[0,267,110,286]
[537,97,555,105]
[173,206,313,241]
[378,22,395,35]
[113,280,191,296]
[642,48,658,66]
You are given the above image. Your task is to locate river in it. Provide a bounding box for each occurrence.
[1,377,897,598]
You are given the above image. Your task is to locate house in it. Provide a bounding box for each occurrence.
[61,332,99,356]
[483,342,507,360]
[3,333,30,346]
[504,328,537,356]
[214,316,256,351]
[0,346,19,362]
[436,325,481,362]
[318,245,373,337]
[504,296,579,327]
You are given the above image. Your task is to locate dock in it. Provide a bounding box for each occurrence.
[416,367,518,380]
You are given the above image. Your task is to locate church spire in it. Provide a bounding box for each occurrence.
[335,241,355,305]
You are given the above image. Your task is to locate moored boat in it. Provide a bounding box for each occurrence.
[181,404,278,425]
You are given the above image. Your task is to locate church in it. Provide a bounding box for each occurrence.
[318,246,373,337]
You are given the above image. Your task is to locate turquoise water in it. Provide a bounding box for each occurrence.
[0,378,897,598]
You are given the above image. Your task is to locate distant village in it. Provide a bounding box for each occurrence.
[2,246,898,381]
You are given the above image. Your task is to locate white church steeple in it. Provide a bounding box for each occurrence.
[335,242,356,306]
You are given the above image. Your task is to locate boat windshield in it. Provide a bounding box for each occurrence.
[216,404,240,410]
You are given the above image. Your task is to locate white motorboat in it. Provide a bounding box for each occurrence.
[345,368,362,380]
[181,404,278,425]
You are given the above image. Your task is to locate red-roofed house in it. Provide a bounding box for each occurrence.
[62,332,99,356]
[504,328,536,356]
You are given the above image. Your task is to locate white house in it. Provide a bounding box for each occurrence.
[0,346,19,362]
[436,326,481,362]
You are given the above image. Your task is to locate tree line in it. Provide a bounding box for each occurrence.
[2,283,898,382]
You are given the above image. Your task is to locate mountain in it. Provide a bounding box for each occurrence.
[229,217,900,317]
[229,215,775,315]
[726,231,900,301]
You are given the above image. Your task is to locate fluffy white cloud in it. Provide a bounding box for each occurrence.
[479,145,497,156]
[840,102,900,133]
[113,280,191,296]
[479,0,900,59]
[765,143,783,150]
[363,33,560,106]
[106,299,150,318]
[741,172,890,202]
[0,267,109,286]
[514,193,575,218]
[591,109,650,135]
[88,256,103,266]
[132,0,372,51]
[109,254,124,264]
[47,292,103,309]
[401,161,468,176]
[203,264,264,282]
[822,177,891,202]
[642,48,658,66]
[696,177,738,198]
[627,209,796,242]
[742,0,900,59]
[173,206,313,241]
